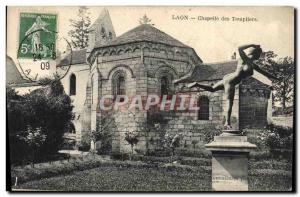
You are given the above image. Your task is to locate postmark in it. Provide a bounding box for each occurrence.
[17,12,72,82]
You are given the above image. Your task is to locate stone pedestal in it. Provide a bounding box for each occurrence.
[205,130,256,191]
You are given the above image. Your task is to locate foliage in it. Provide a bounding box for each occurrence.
[19,126,46,148]
[257,124,293,160]
[90,112,115,154]
[257,52,294,111]
[139,15,154,25]
[163,131,183,162]
[6,85,22,100]
[68,6,91,49]
[76,132,91,151]
[61,138,76,150]
[125,132,139,159]
[7,86,27,165]
[17,126,46,167]
[190,123,222,144]
[7,79,74,165]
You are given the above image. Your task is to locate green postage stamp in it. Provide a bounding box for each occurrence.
[18,12,57,60]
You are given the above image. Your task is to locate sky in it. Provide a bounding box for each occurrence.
[7,6,294,63]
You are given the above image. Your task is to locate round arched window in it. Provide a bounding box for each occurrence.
[70,74,76,95]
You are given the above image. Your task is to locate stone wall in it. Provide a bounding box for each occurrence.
[90,42,199,154]
[89,41,270,155]
[239,77,271,129]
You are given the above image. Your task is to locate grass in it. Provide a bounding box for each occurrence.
[12,157,293,192]
[14,164,211,191]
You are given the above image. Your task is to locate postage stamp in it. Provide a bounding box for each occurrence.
[15,12,72,82]
[18,12,57,60]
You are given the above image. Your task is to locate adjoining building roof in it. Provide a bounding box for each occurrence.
[94,24,191,49]
[176,60,238,83]
[59,49,87,66]
[6,56,32,85]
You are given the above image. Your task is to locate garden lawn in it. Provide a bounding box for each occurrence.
[13,161,292,192]
[14,165,211,191]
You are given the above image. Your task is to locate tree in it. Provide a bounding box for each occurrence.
[273,57,294,111]
[124,131,139,160]
[90,111,115,153]
[68,6,91,49]
[139,15,154,26]
[17,126,46,167]
[24,79,74,158]
[7,86,28,165]
[8,79,74,165]
[258,52,294,112]
[163,132,183,163]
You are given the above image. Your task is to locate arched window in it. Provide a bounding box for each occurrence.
[160,76,169,97]
[70,74,76,95]
[117,76,126,95]
[198,96,209,120]
[113,75,126,102]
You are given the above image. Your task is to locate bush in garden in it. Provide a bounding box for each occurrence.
[7,86,28,165]
[258,124,293,160]
[61,138,76,150]
[124,132,139,160]
[76,132,91,151]
[189,123,221,144]
[17,126,46,167]
[23,79,74,160]
[163,132,183,163]
[7,79,74,165]
[89,112,115,154]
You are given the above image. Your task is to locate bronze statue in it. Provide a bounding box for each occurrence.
[188,44,278,129]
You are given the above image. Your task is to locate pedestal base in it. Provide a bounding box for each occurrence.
[205,130,256,191]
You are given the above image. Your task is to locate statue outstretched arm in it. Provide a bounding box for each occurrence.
[252,62,280,80]
[238,44,260,62]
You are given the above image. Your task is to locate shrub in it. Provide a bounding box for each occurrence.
[189,123,222,144]
[163,132,183,163]
[17,126,46,167]
[92,112,115,154]
[125,132,139,160]
[61,138,76,150]
[7,79,74,165]
[76,132,90,151]
[257,124,293,160]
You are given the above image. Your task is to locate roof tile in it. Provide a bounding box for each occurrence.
[95,24,190,48]
[177,60,238,83]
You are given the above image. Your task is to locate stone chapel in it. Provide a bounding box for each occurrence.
[8,9,273,154]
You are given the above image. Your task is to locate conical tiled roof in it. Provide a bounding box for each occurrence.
[94,24,190,48]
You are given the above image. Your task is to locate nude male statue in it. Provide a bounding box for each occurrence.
[187,44,279,129]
